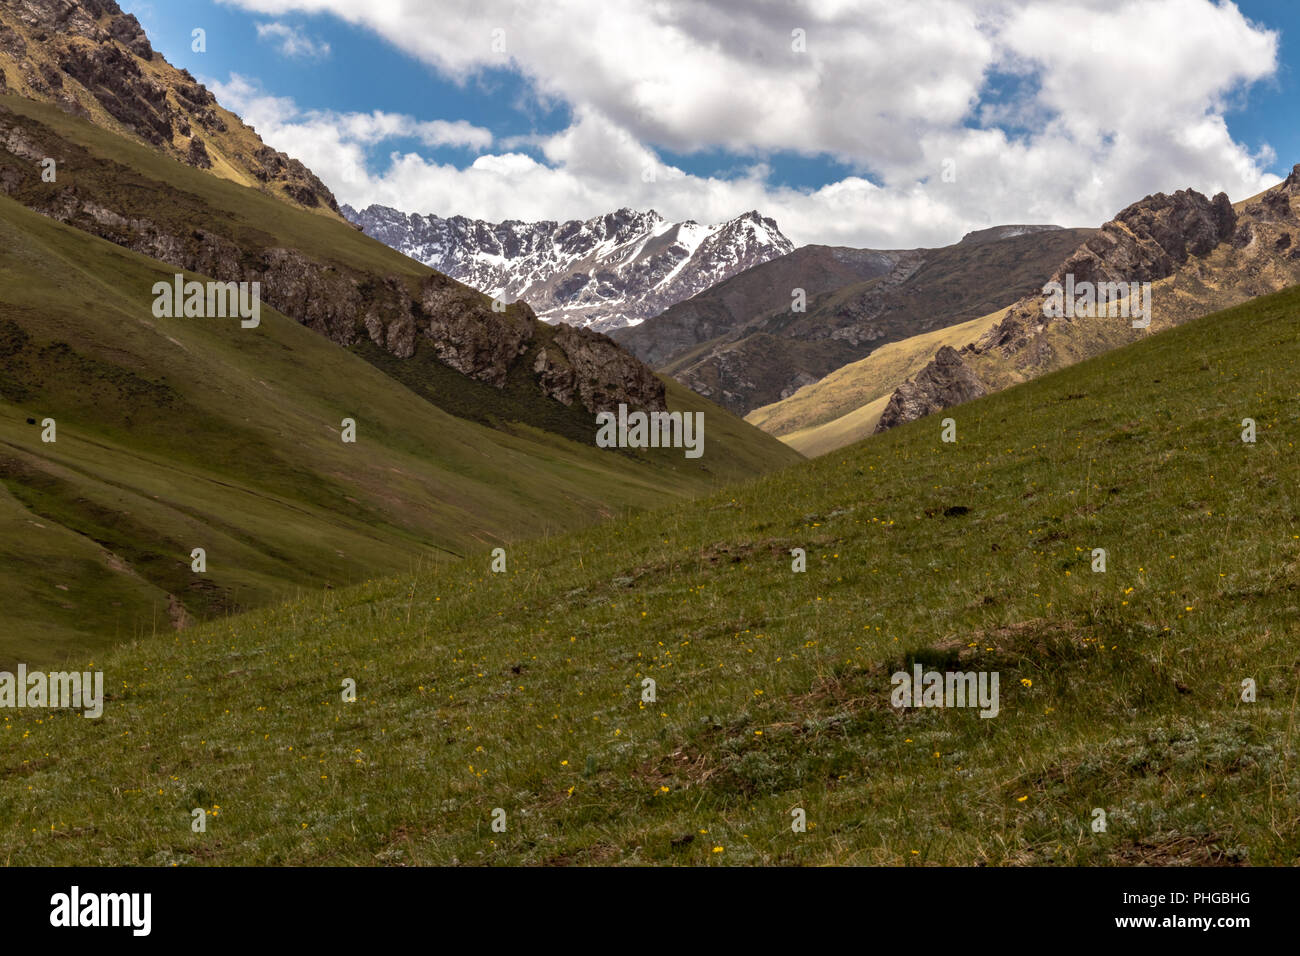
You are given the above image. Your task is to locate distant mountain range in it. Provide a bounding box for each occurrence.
[342,204,794,333]
[614,224,1094,415]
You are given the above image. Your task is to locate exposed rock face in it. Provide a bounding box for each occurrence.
[185,133,210,169]
[875,172,1300,434]
[1144,189,1231,254]
[874,346,987,432]
[1061,189,1235,285]
[106,6,152,59]
[0,0,338,213]
[533,323,666,411]
[57,40,171,145]
[419,281,534,388]
[1232,167,1300,251]
[977,189,1237,358]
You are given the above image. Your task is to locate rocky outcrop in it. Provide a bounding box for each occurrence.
[57,40,172,145]
[419,280,534,388]
[106,6,153,59]
[1059,188,1236,286]
[875,172,1300,434]
[0,0,338,213]
[976,189,1237,357]
[4,0,117,35]
[185,134,210,169]
[874,346,987,432]
[1231,167,1300,251]
[249,144,334,211]
[533,323,666,411]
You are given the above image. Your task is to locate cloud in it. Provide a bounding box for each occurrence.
[332,111,493,150]
[216,0,1285,248]
[255,21,331,59]
[213,74,492,152]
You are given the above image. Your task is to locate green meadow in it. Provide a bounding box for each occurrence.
[2,281,1296,865]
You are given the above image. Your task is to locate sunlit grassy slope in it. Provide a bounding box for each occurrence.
[0,191,798,665]
[747,308,1011,454]
[773,393,893,459]
[2,275,1297,866]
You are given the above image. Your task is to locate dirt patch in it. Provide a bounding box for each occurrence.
[167,593,191,630]
[920,618,1097,669]
[633,747,724,791]
[0,755,56,778]
[620,536,834,585]
[1108,833,1247,866]
[789,668,880,713]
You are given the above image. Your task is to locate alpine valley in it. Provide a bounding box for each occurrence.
[1,0,1299,875]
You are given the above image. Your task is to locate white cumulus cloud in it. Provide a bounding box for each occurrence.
[216,0,1285,248]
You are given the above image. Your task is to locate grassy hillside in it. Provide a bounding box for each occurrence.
[2,280,1296,865]
[0,192,799,665]
[769,393,892,459]
[748,307,1012,453]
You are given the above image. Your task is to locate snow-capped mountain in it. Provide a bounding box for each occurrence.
[341,204,795,333]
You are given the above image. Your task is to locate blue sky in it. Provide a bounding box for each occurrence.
[1217,0,1300,174]
[123,0,1299,248]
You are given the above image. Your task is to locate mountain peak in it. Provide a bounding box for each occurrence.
[346,205,795,333]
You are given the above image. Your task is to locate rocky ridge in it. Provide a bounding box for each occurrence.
[874,175,1300,433]
[873,345,989,431]
[0,100,665,417]
[0,0,338,213]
